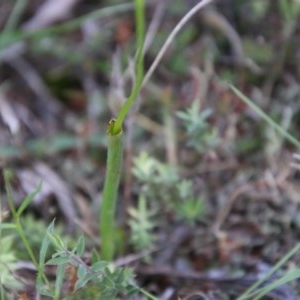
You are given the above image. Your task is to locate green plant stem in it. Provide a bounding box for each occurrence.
[3,170,52,291]
[100,0,212,260]
[4,170,38,268]
[100,0,145,260]
[230,85,300,149]
[100,121,124,261]
[15,218,39,267]
[112,0,145,135]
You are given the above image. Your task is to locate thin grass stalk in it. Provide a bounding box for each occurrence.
[3,170,38,267]
[3,170,52,291]
[230,85,300,149]
[237,241,300,299]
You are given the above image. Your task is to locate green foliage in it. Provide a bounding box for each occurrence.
[0,236,23,293]
[132,151,179,206]
[6,214,70,261]
[132,152,206,225]
[174,180,205,225]
[4,170,40,268]
[128,195,157,252]
[41,224,138,299]
[176,100,219,154]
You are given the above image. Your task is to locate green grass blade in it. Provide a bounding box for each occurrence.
[17,181,42,216]
[237,241,300,299]
[3,169,17,217]
[230,85,300,149]
[252,269,300,299]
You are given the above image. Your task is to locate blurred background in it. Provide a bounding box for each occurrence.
[1,0,300,299]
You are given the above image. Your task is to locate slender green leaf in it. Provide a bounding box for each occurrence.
[238,241,300,299]
[37,219,56,291]
[230,85,300,149]
[77,264,87,279]
[91,261,109,271]
[75,235,85,257]
[55,263,66,299]
[46,256,69,265]
[91,248,101,264]
[47,232,65,250]
[252,269,300,299]
[40,220,55,264]
[4,169,17,217]
[17,181,42,216]
[74,274,94,291]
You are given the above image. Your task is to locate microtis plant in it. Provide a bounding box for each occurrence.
[100,0,213,261]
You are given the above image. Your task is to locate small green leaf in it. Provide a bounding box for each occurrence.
[77,264,87,279]
[91,261,108,271]
[4,169,17,216]
[74,274,94,291]
[37,221,53,291]
[46,256,69,265]
[39,220,55,266]
[47,232,65,250]
[75,235,85,257]
[91,248,100,264]
[55,263,66,298]
[17,181,42,216]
